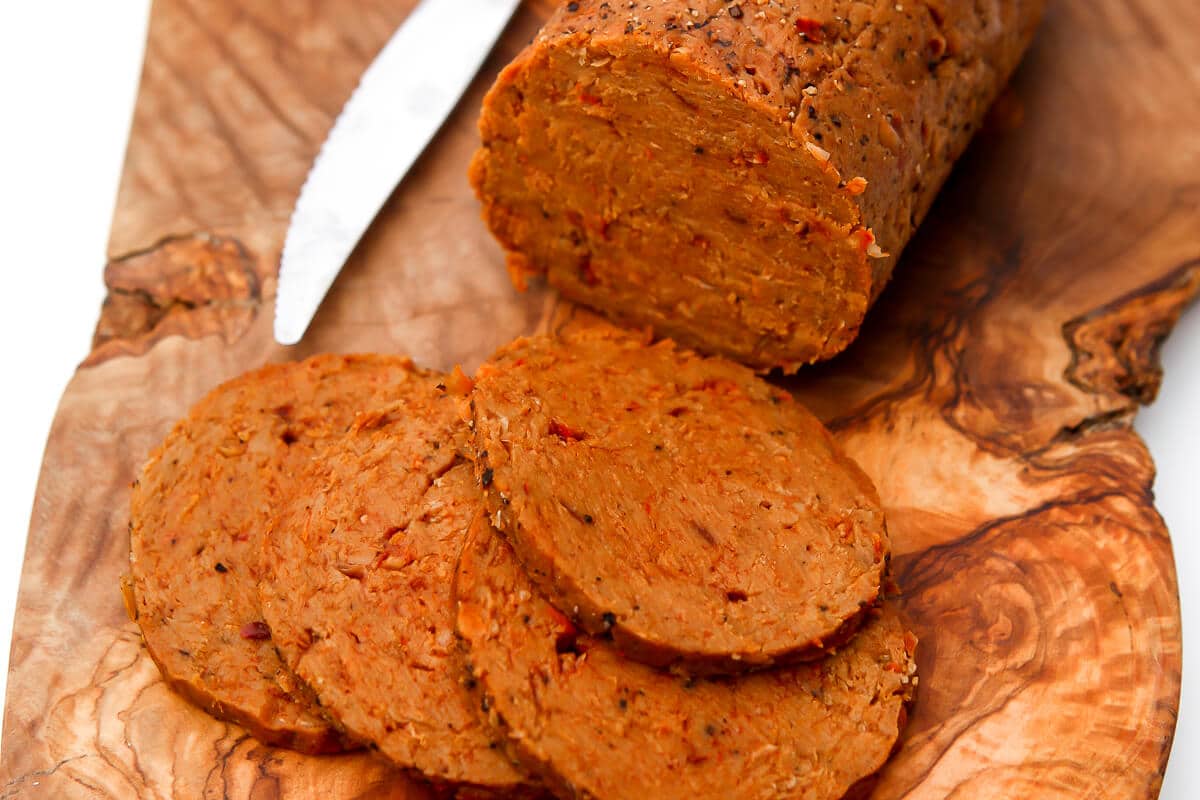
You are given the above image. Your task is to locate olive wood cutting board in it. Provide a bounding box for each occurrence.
[3,1,1197,797]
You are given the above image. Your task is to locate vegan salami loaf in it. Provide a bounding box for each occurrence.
[470,0,1045,371]
[127,354,419,753]
[455,517,917,800]
[257,376,535,793]
[470,327,889,673]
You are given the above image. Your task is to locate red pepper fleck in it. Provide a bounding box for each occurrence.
[795,17,825,43]
[746,149,769,165]
[851,227,877,254]
[884,661,905,673]
[843,176,869,196]
[549,419,588,441]
[240,621,271,641]
[546,605,577,636]
[445,365,474,396]
[579,89,603,106]
[579,256,600,287]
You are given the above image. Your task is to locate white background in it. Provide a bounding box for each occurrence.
[0,3,1194,793]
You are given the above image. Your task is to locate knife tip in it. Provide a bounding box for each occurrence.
[273,317,305,347]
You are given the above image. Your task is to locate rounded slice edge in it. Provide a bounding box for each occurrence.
[257,367,537,793]
[470,327,890,674]
[456,516,916,800]
[129,354,421,753]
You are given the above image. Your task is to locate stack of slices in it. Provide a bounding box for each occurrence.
[126,325,917,800]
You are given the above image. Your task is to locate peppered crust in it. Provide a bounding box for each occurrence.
[471,0,1045,371]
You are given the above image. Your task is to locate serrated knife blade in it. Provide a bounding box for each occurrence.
[274,0,521,345]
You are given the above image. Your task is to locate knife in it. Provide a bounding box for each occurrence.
[274,0,522,346]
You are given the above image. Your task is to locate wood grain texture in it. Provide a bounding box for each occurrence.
[3,0,1196,798]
